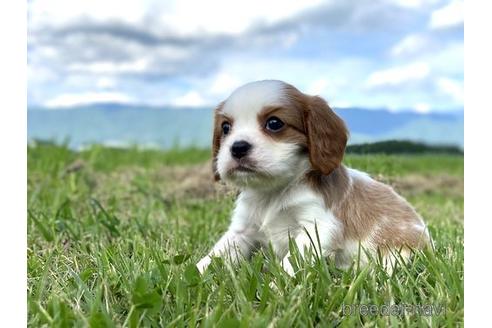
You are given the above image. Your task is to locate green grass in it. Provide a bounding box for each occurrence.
[27,144,464,327]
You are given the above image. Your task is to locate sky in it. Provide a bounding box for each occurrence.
[27,0,463,112]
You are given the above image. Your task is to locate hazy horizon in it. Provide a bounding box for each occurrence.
[27,101,465,115]
[28,105,464,150]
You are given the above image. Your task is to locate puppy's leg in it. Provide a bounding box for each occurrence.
[197,229,255,274]
[281,219,340,276]
[281,228,321,276]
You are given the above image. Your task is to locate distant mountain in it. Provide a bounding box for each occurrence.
[27,104,463,149]
[28,105,213,149]
[336,108,463,148]
[336,107,462,135]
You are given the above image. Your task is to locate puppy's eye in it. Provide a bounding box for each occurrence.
[265,116,285,132]
[222,122,231,135]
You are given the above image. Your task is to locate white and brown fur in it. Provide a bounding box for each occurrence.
[197,80,431,275]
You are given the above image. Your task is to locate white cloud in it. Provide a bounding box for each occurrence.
[96,77,116,89]
[159,0,323,35]
[366,62,430,88]
[30,0,323,35]
[387,0,439,8]
[307,78,330,95]
[69,59,149,74]
[45,91,135,108]
[426,42,463,75]
[27,65,57,84]
[306,76,351,104]
[436,77,463,103]
[29,0,147,28]
[331,100,354,108]
[388,0,426,8]
[390,34,428,56]
[430,0,463,29]
[209,73,242,96]
[172,91,207,107]
[414,102,431,113]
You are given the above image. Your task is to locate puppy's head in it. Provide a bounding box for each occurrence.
[212,80,348,188]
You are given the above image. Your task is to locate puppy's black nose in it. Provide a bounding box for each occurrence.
[231,140,252,159]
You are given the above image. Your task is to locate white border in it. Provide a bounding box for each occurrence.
[0,0,479,325]
[0,0,27,324]
[464,0,492,326]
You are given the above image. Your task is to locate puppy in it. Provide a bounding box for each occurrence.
[197,80,431,275]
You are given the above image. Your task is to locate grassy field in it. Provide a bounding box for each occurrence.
[27,143,464,327]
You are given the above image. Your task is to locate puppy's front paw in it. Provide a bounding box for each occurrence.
[281,256,295,276]
[269,280,280,291]
[196,256,211,274]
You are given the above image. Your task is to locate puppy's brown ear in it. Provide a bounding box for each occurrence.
[304,96,348,175]
[212,102,225,181]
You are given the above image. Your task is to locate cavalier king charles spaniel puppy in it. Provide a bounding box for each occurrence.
[197,80,431,275]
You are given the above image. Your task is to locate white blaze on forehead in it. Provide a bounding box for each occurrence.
[222,80,287,118]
